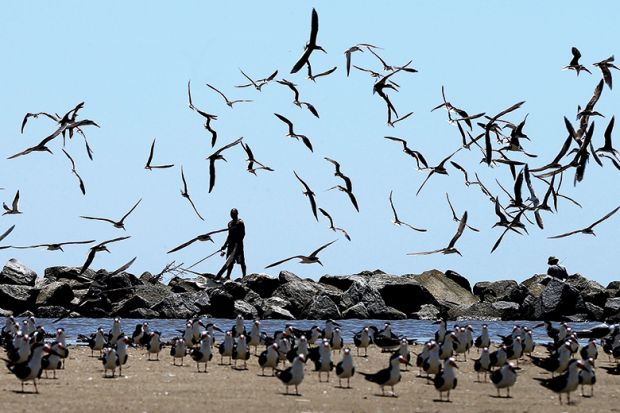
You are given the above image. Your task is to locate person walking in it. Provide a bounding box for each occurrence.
[215,208,247,281]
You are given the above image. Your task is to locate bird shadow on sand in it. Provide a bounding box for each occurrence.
[375,393,398,398]
[433,399,452,403]
[280,392,302,397]
[10,390,39,395]
[489,395,512,399]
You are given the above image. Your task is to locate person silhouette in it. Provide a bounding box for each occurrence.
[547,256,568,280]
[214,208,247,281]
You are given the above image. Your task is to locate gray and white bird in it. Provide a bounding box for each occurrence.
[5,342,49,393]
[535,359,584,405]
[330,327,344,353]
[191,332,213,372]
[434,357,459,402]
[247,319,263,355]
[232,335,250,369]
[335,348,355,388]
[314,340,334,382]
[353,326,372,357]
[258,343,279,376]
[360,355,408,397]
[474,324,490,350]
[146,331,162,361]
[276,354,306,395]
[116,336,129,375]
[102,347,119,378]
[170,337,187,366]
[219,331,234,365]
[579,358,596,397]
[473,347,492,382]
[490,362,518,398]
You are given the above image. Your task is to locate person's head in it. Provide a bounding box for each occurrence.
[548,256,559,265]
[230,208,238,220]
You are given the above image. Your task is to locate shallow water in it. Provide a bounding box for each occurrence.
[36,318,601,345]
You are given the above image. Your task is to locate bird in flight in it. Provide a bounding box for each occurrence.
[80,199,142,230]
[593,55,618,89]
[265,240,337,269]
[167,228,228,254]
[324,157,353,192]
[389,191,426,232]
[145,139,174,170]
[188,80,218,147]
[180,167,204,221]
[445,193,479,232]
[206,83,253,108]
[384,136,428,170]
[343,43,381,77]
[416,148,462,196]
[306,62,337,82]
[290,8,325,74]
[548,205,620,239]
[62,149,86,195]
[109,257,137,276]
[408,211,468,256]
[241,142,274,175]
[294,171,319,221]
[328,184,359,212]
[318,208,351,241]
[0,239,95,252]
[235,69,278,91]
[206,137,243,193]
[80,236,131,274]
[562,47,591,76]
[3,190,21,215]
[274,113,313,152]
[0,225,16,243]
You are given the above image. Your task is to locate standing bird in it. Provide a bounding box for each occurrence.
[475,324,490,350]
[360,355,409,397]
[116,336,129,376]
[80,236,131,274]
[548,205,620,239]
[5,342,49,393]
[206,137,243,193]
[191,332,213,372]
[80,199,142,230]
[353,327,372,357]
[579,358,596,397]
[218,331,234,365]
[276,354,306,395]
[335,348,355,388]
[265,240,336,269]
[146,331,162,361]
[290,9,325,74]
[145,138,174,170]
[563,47,591,76]
[88,328,107,357]
[232,335,250,369]
[293,171,319,220]
[314,340,334,382]
[258,343,279,376]
[274,113,313,152]
[490,362,518,398]
[434,358,459,402]
[2,190,21,215]
[473,347,492,382]
[180,167,204,221]
[170,338,187,366]
[206,83,253,108]
[535,359,584,405]
[408,211,468,256]
[102,347,119,378]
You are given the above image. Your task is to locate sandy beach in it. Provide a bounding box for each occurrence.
[2,343,620,413]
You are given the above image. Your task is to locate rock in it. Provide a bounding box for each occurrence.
[113,295,152,317]
[318,274,358,291]
[193,291,211,314]
[0,259,37,286]
[44,266,96,283]
[473,280,528,303]
[444,270,471,293]
[340,280,388,317]
[415,270,477,306]
[342,302,369,319]
[491,301,522,320]
[168,276,208,293]
[130,284,171,308]
[604,297,620,320]
[0,284,35,313]
[565,274,609,307]
[584,302,605,321]
[222,281,249,300]
[36,306,69,318]
[410,304,441,320]
[607,281,620,290]
[126,307,159,319]
[448,301,521,321]
[272,279,319,317]
[314,283,343,306]
[278,271,302,283]
[540,279,583,318]
[207,288,235,318]
[262,297,295,320]
[0,308,12,317]
[35,281,74,307]
[365,274,439,314]
[300,294,341,319]
[17,310,34,318]
[521,274,552,297]
[240,274,281,298]
[233,300,258,318]
[381,307,408,320]
[151,293,199,319]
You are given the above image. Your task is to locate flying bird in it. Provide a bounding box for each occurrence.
[562,47,591,76]
[445,194,479,232]
[275,79,319,118]
[1,240,95,252]
[450,161,474,186]
[187,80,218,146]
[548,205,620,239]
[265,240,337,269]
[596,116,618,160]
[80,236,131,274]
[593,55,618,89]
[206,137,243,193]
[318,208,351,241]
[109,257,137,276]
[274,113,313,152]
[180,167,204,221]
[293,171,318,221]
[344,43,380,76]
[416,148,462,196]
[62,149,86,195]
[483,101,526,165]
[0,225,15,243]
[3,190,21,215]
[306,62,337,82]
[388,111,414,128]
[167,228,228,254]
[145,139,174,170]
[389,191,426,232]
[290,8,325,74]
[327,185,359,212]
[206,83,253,108]
[80,199,142,230]
[241,142,273,175]
[324,157,353,191]
[408,211,468,256]
[384,136,428,169]
[235,69,278,91]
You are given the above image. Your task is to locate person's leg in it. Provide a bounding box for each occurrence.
[224,263,234,280]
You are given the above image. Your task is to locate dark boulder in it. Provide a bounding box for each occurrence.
[448,301,520,321]
[604,298,620,321]
[300,294,341,320]
[444,270,471,293]
[473,280,528,303]
[36,306,69,319]
[0,259,37,286]
[0,284,36,313]
[584,302,605,321]
[521,274,552,297]
[523,279,583,319]
[565,274,609,307]
[607,281,620,290]
[168,276,208,293]
[193,291,211,314]
[340,280,386,317]
[207,288,235,318]
[240,274,281,298]
[278,270,302,283]
[151,293,199,319]
[44,266,96,283]
[35,281,74,307]
[262,297,295,320]
[272,279,318,317]
[113,295,152,317]
[126,307,159,319]
[222,280,249,301]
[366,274,439,314]
[318,274,358,291]
[342,302,369,319]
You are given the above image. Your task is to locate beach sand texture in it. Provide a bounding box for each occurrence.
[2,344,619,413]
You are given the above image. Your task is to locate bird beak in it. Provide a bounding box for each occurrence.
[534,323,545,329]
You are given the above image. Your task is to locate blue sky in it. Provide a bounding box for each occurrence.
[1,1,619,286]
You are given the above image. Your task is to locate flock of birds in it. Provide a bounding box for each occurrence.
[0,8,619,275]
[3,314,620,405]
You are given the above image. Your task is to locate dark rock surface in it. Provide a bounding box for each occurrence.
[0,259,37,286]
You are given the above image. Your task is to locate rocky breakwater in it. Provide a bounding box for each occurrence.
[1,258,619,321]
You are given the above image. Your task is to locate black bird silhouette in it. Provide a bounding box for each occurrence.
[206,137,243,193]
[596,116,619,160]
[306,62,337,82]
[241,142,273,175]
[3,190,21,215]
[388,111,414,128]
[344,43,380,76]
[290,8,325,74]
[80,199,142,230]
[109,257,137,276]
[180,167,204,221]
[145,139,174,170]
[483,101,525,165]
[0,225,16,243]
[265,240,337,268]
[187,80,218,147]
[408,211,468,256]
[562,47,591,75]
[384,136,428,169]
[274,113,313,152]
[548,205,620,239]
[1,239,94,252]
[593,55,618,89]
[62,149,86,195]
[389,191,426,232]
[416,148,462,196]
[80,236,131,274]
[167,228,228,254]
[367,48,418,74]
[235,69,278,91]
[491,208,529,253]
[327,185,359,212]
[446,194,479,232]
[324,157,353,191]
[576,80,604,141]
[293,171,318,221]
[206,83,253,108]
[531,117,576,172]
[449,161,474,186]
[275,79,319,118]
[373,67,407,124]
[318,208,351,241]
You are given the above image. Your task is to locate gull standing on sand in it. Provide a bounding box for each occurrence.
[191,332,213,372]
[490,362,518,397]
[336,348,355,388]
[434,357,459,402]
[276,354,306,395]
[360,355,409,397]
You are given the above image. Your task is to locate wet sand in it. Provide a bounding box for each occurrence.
[2,344,619,413]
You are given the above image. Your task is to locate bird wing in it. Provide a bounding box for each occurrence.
[416,171,434,196]
[208,158,217,193]
[590,205,620,229]
[146,139,156,167]
[168,236,200,254]
[274,113,294,135]
[388,190,399,222]
[346,190,359,212]
[12,191,19,211]
[447,211,468,249]
[59,240,96,246]
[513,169,524,205]
[445,193,458,220]
[309,240,337,258]
[62,149,77,171]
[407,249,446,256]
[185,194,204,221]
[300,134,314,151]
[206,83,229,104]
[308,190,319,220]
[584,80,604,112]
[80,248,98,274]
[601,116,615,151]
[450,161,469,184]
[309,8,319,46]
[120,199,142,223]
[109,257,137,276]
[318,208,335,229]
[0,225,15,242]
[291,47,312,74]
[302,102,320,118]
[265,256,300,269]
[80,216,117,225]
[97,236,131,248]
[314,66,337,79]
[570,47,581,66]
